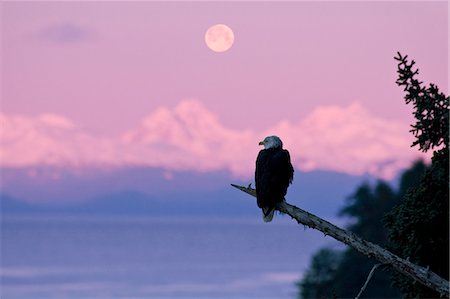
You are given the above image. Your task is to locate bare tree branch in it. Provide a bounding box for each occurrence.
[355,263,384,299]
[231,183,450,297]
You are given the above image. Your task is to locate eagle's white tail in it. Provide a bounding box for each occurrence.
[262,207,275,222]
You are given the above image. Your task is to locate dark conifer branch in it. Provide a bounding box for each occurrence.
[230,183,450,297]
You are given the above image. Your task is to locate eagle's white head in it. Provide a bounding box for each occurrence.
[258,136,283,149]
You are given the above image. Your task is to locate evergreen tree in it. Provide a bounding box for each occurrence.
[297,181,398,298]
[384,53,449,298]
[330,182,401,298]
[340,182,396,244]
[298,161,427,298]
[298,248,341,299]
[298,53,446,298]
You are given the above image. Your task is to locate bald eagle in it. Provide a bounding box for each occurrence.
[255,136,294,222]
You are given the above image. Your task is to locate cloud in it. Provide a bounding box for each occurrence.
[121,100,427,179]
[37,23,95,43]
[121,100,257,174]
[269,103,420,179]
[0,113,117,168]
[0,100,428,179]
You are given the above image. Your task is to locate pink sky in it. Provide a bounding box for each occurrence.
[1,1,448,179]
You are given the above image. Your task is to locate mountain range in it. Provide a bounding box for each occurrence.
[1,166,371,219]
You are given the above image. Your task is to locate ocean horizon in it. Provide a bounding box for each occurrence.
[1,214,341,299]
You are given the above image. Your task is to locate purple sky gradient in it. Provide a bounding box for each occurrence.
[1,1,448,178]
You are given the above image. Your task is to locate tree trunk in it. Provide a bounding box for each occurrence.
[231,183,449,297]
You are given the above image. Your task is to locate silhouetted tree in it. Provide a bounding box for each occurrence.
[297,160,428,298]
[297,52,444,298]
[331,181,401,298]
[384,53,449,298]
[298,180,397,297]
[298,248,341,299]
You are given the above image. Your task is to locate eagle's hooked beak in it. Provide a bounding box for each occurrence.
[258,141,264,146]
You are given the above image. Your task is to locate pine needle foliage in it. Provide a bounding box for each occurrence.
[384,53,449,298]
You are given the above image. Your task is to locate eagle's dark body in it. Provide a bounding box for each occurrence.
[255,145,294,221]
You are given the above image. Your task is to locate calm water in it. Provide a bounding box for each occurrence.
[1,215,338,299]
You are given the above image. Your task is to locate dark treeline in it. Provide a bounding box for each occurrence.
[297,53,449,298]
[298,161,426,298]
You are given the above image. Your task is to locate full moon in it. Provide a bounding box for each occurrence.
[205,24,234,53]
